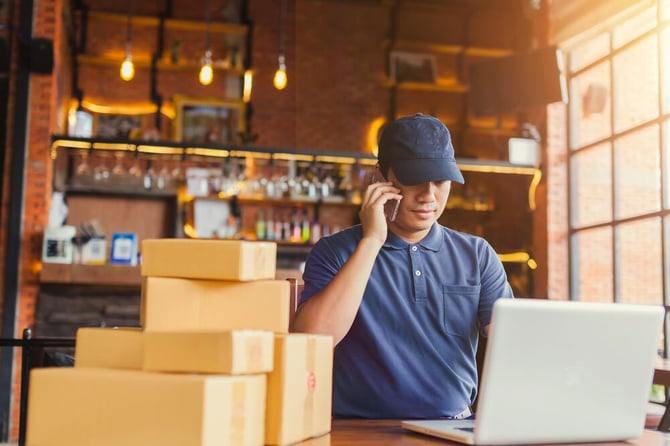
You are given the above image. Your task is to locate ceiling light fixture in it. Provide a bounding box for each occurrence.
[199,0,214,86]
[273,0,287,90]
[120,1,134,81]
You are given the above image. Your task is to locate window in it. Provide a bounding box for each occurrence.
[570,143,612,228]
[558,1,669,352]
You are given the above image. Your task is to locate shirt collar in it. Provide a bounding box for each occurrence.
[383,223,443,252]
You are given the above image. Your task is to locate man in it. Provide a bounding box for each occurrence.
[291,113,514,419]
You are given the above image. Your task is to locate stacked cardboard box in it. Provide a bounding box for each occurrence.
[26,239,333,446]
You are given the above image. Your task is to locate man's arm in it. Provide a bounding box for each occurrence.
[290,236,382,345]
[290,180,401,345]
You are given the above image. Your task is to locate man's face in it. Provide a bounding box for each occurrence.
[386,168,451,242]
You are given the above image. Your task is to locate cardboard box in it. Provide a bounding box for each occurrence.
[26,368,266,446]
[141,239,277,281]
[142,277,290,333]
[265,334,333,445]
[75,327,143,370]
[143,330,274,374]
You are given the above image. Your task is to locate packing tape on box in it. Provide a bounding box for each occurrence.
[246,336,264,371]
[232,381,246,445]
[304,337,317,436]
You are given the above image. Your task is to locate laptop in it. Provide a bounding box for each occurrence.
[402,298,664,445]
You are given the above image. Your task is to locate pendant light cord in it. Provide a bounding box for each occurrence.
[278,0,286,60]
[125,0,133,53]
[205,0,212,56]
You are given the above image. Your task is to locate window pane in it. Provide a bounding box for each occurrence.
[662,26,670,114]
[569,32,609,73]
[570,227,613,302]
[569,61,611,149]
[570,143,612,228]
[614,125,661,219]
[662,0,670,21]
[612,6,657,49]
[613,35,659,132]
[616,217,663,304]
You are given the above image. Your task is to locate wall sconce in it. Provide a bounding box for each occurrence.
[273,0,287,90]
[199,0,213,86]
[119,2,134,81]
[243,69,253,103]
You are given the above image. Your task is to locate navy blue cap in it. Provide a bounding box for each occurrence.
[378,113,464,185]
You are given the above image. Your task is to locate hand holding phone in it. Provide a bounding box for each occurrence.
[372,171,401,222]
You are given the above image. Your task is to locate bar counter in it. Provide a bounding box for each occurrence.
[295,419,667,445]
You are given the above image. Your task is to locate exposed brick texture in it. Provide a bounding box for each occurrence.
[0,0,552,441]
[546,101,568,300]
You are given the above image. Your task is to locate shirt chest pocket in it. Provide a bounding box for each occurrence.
[442,284,481,337]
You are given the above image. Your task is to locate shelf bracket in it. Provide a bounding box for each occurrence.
[528,168,542,211]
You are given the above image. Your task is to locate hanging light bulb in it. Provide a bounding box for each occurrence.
[120,53,134,81]
[120,2,134,81]
[199,49,213,85]
[273,55,287,90]
[199,0,214,86]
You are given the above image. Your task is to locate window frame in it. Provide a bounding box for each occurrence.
[564,0,669,354]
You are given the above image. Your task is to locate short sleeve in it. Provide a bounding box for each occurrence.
[477,240,514,329]
[300,236,346,305]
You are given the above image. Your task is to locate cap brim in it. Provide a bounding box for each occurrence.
[391,158,465,185]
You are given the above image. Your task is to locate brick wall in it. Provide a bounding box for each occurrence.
[3,0,62,439]
[0,0,551,440]
[546,101,568,300]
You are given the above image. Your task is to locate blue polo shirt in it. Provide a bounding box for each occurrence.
[300,223,513,419]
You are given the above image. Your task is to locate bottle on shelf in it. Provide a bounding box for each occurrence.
[310,219,321,244]
[265,209,275,240]
[309,204,321,244]
[301,211,311,243]
[274,212,284,241]
[282,212,291,241]
[255,209,267,240]
[291,208,302,242]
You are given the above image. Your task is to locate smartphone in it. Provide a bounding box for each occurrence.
[384,198,401,222]
[372,171,401,222]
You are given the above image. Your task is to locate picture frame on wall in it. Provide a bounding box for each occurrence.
[66,100,169,140]
[173,95,246,144]
[95,114,144,139]
[389,51,437,84]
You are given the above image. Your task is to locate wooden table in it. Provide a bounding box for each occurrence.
[295,419,668,445]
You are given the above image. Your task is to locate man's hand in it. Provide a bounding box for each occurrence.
[359,180,402,245]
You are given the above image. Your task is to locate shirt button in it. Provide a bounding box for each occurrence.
[411,246,418,252]
[415,270,421,276]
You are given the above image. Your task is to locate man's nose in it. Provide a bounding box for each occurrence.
[416,182,437,201]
